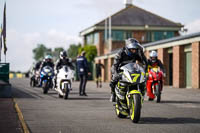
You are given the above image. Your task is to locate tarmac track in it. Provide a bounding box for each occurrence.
[12,78,200,133]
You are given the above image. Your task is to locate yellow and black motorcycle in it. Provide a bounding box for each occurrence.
[114,63,145,123]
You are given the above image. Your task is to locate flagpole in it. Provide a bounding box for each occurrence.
[0,48,1,63]
[0,38,1,62]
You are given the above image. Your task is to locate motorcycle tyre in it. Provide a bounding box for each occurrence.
[43,82,48,94]
[155,84,161,103]
[130,94,141,123]
[64,84,69,99]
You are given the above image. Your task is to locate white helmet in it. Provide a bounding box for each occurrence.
[149,51,157,62]
[150,51,157,58]
[60,51,67,59]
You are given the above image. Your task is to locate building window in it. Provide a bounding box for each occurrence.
[146,31,175,42]
[112,30,124,41]
[124,31,132,39]
[86,34,94,45]
[110,30,132,41]
[94,32,99,45]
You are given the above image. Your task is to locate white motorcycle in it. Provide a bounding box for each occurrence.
[55,66,75,99]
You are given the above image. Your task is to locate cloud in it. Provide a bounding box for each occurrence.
[5,29,81,72]
[185,19,200,34]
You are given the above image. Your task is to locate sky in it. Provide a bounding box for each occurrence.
[0,0,200,72]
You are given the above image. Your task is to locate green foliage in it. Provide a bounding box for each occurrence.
[67,44,81,59]
[78,45,97,62]
[32,44,50,61]
[33,44,64,61]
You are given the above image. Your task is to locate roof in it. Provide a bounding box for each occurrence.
[143,32,200,48]
[96,5,182,27]
[80,5,183,35]
[95,32,200,59]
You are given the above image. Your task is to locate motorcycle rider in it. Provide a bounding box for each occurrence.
[54,51,74,88]
[39,55,54,86]
[147,51,166,76]
[147,51,166,92]
[110,38,148,102]
[35,60,42,71]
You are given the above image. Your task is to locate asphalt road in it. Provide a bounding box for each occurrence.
[12,78,200,133]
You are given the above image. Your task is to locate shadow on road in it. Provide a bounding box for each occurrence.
[67,97,109,100]
[161,100,200,104]
[12,87,42,99]
[140,117,200,124]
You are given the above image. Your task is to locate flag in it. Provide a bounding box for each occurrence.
[2,2,7,55]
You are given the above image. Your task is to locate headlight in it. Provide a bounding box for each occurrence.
[48,73,52,76]
[41,71,45,75]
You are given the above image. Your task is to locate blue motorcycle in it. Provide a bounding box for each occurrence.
[40,66,54,94]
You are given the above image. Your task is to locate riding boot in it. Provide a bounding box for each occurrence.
[109,82,117,102]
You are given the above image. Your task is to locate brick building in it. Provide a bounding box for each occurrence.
[80,4,182,57]
[95,32,200,89]
[79,2,196,88]
[144,32,200,89]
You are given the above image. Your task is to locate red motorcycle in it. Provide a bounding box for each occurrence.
[146,67,163,103]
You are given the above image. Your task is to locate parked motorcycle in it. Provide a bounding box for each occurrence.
[146,67,163,103]
[40,66,54,94]
[114,63,145,123]
[55,66,74,99]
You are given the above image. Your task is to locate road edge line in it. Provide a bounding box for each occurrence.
[13,98,30,133]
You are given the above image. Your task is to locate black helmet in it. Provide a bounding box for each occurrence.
[60,51,67,59]
[125,38,139,56]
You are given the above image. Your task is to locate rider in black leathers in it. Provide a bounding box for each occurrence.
[110,38,148,102]
[39,55,54,86]
[39,55,54,71]
[54,51,74,88]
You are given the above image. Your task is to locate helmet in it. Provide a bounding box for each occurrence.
[60,51,67,59]
[45,55,52,62]
[81,51,86,56]
[149,51,157,63]
[45,55,52,60]
[125,38,139,57]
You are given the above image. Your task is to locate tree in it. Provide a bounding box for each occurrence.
[33,44,50,61]
[67,44,81,59]
[78,45,97,62]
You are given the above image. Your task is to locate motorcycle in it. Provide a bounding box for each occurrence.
[146,67,163,103]
[40,66,54,94]
[55,66,75,99]
[114,63,145,123]
[30,68,36,87]
[31,70,40,87]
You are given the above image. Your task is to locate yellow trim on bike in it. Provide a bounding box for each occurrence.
[131,73,140,82]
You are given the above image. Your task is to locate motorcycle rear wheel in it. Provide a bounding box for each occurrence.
[130,94,141,123]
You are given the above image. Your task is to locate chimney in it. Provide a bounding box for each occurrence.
[124,0,133,8]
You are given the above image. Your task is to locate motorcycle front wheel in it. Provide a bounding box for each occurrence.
[130,94,141,123]
[155,84,161,103]
[43,82,49,94]
[64,83,69,99]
